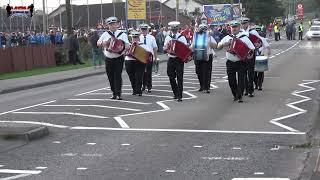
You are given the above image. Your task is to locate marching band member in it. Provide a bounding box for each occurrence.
[139,24,158,93]
[97,17,130,100]
[191,23,217,93]
[217,21,255,103]
[240,17,263,97]
[164,21,188,102]
[254,26,271,91]
[125,31,146,96]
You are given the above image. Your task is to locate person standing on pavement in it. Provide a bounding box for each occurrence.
[217,21,255,103]
[89,30,103,68]
[0,32,6,48]
[139,23,158,93]
[97,16,130,100]
[241,17,261,97]
[298,21,304,40]
[163,21,188,102]
[267,23,273,37]
[125,31,146,96]
[191,23,217,93]
[66,31,84,65]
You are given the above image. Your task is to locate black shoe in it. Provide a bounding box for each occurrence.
[177,98,182,102]
[110,95,117,99]
[147,89,151,93]
[233,97,238,101]
[117,96,123,100]
[198,88,203,92]
[138,93,142,96]
[258,87,262,91]
[142,87,146,91]
[248,93,254,97]
[132,92,137,95]
[244,92,248,96]
[204,90,210,94]
[238,98,243,103]
[255,86,258,90]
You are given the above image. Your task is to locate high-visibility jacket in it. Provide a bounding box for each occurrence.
[274,25,279,33]
[298,24,304,32]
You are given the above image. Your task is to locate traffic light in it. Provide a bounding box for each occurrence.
[28,4,34,17]
[6,4,12,17]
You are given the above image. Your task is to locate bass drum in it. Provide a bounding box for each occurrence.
[255,56,269,72]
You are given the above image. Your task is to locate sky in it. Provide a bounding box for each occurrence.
[0,0,115,12]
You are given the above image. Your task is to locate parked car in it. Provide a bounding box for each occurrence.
[306,25,320,40]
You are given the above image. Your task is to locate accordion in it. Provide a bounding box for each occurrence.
[128,42,152,64]
[227,37,253,62]
[168,40,192,63]
[249,33,262,48]
[105,37,125,54]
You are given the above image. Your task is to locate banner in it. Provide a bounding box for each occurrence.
[127,0,146,20]
[296,4,304,20]
[203,4,233,25]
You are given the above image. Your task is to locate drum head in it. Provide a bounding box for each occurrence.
[256,56,268,61]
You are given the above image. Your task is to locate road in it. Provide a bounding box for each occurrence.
[0,37,320,180]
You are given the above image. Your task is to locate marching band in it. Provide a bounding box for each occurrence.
[98,16,272,103]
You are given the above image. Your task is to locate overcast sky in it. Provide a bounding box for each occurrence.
[1,0,116,12]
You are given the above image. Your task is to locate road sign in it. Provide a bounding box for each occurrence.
[127,0,146,20]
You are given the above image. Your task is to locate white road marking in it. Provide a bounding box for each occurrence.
[202,157,248,161]
[0,120,68,128]
[193,146,203,148]
[0,100,56,116]
[43,104,142,112]
[12,112,109,119]
[86,143,96,145]
[165,170,176,173]
[0,165,3,168]
[52,141,61,144]
[87,93,173,99]
[0,169,41,174]
[61,153,78,157]
[211,73,226,76]
[0,174,32,180]
[70,126,305,134]
[75,87,108,96]
[121,143,131,146]
[270,145,280,151]
[270,80,320,132]
[68,99,152,105]
[254,172,265,175]
[35,167,47,170]
[232,178,290,180]
[114,117,130,128]
[232,147,241,150]
[76,167,87,170]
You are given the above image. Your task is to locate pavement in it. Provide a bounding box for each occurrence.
[0,34,320,179]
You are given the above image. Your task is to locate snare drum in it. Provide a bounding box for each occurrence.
[255,56,268,72]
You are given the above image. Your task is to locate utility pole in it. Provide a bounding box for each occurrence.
[42,0,46,32]
[100,0,103,24]
[87,0,90,29]
[59,0,62,30]
[66,0,72,35]
[176,0,179,21]
[71,0,74,28]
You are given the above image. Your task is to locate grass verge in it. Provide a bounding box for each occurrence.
[0,62,91,80]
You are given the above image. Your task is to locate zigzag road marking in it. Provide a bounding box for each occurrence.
[270,80,320,132]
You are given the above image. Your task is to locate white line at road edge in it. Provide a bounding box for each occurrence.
[232,179,290,180]
[0,174,32,180]
[270,80,320,132]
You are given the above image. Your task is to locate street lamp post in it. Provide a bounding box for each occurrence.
[42,0,46,32]
[87,0,89,29]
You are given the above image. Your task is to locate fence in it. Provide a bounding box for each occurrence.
[0,44,56,74]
